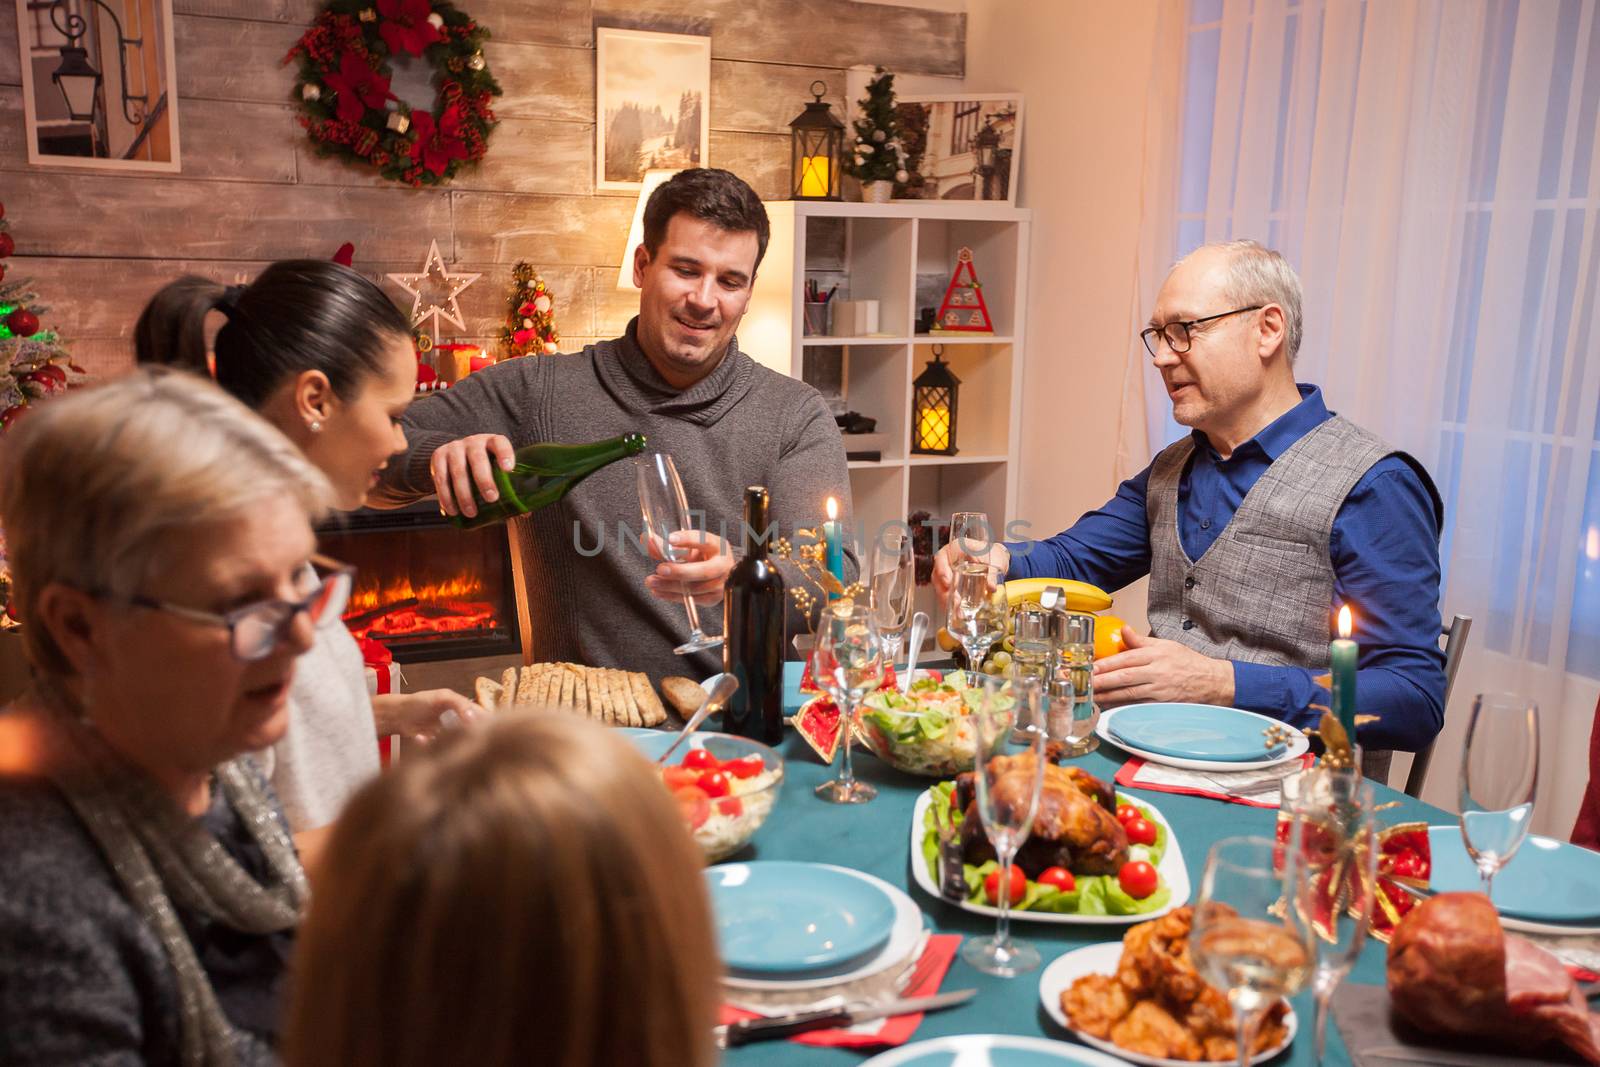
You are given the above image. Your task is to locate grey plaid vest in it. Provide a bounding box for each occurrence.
[1145,415,1415,779]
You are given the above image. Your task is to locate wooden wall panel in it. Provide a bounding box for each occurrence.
[0,0,961,379]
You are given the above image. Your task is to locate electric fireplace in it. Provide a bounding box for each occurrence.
[317,501,523,664]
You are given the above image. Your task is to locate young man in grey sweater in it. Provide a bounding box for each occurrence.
[371,169,857,683]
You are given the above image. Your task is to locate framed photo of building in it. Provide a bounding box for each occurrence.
[13,0,182,172]
[595,27,710,192]
[897,94,1022,204]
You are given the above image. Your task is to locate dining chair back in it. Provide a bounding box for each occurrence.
[1402,614,1472,799]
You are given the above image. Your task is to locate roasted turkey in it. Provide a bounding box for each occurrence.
[953,751,1129,876]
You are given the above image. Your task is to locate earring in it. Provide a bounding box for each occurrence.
[308,420,322,433]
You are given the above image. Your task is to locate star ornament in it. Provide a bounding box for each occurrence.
[386,239,481,336]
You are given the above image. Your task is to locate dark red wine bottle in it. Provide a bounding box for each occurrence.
[722,486,785,745]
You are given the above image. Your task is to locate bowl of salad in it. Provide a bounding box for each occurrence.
[856,671,1007,778]
[627,731,784,863]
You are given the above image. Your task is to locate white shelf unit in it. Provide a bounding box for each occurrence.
[748,201,1031,609]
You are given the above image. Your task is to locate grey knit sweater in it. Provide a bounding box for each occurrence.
[372,321,858,683]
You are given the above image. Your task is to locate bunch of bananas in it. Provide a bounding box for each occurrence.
[936,578,1124,673]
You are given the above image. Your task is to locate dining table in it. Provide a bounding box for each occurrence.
[717,667,1450,1065]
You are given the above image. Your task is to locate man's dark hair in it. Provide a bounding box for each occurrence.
[641,168,770,275]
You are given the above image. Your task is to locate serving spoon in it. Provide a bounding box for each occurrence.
[658,673,739,764]
[902,611,930,687]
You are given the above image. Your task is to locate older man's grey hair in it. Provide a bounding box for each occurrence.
[1181,239,1304,366]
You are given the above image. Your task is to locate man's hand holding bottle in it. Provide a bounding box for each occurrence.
[430,433,517,519]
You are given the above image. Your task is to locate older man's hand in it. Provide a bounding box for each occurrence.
[1091,627,1235,708]
[931,541,1010,605]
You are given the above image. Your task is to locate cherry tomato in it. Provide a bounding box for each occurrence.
[698,771,732,798]
[1116,804,1141,825]
[716,797,745,818]
[1118,860,1159,900]
[1124,816,1158,847]
[683,748,719,771]
[984,865,1027,906]
[674,786,710,829]
[1037,866,1076,892]
[662,766,700,793]
[726,754,765,780]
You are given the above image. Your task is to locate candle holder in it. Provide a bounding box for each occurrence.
[771,528,864,636]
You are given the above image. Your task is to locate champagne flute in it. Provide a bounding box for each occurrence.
[948,560,1005,675]
[1280,769,1377,1065]
[1459,692,1540,900]
[1189,836,1317,1067]
[635,452,721,655]
[949,510,994,565]
[812,600,883,804]
[869,529,914,669]
[959,672,1046,977]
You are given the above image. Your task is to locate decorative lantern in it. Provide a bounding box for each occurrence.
[788,79,844,201]
[51,45,102,123]
[911,347,960,455]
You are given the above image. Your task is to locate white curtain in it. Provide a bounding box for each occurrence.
[1134,0,1600,834]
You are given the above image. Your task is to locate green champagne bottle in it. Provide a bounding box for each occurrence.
[447,432,648,530]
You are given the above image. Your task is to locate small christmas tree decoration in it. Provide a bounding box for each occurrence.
[499,262,559,358]
[844,68,909,200]
[931,247,993,333]
[0,206,88,464]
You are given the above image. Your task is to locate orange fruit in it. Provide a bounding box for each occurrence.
[1094,614,1127,660]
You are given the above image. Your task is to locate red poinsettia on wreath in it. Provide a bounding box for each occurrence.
[285,0,499,188]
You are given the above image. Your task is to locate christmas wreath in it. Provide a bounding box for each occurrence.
[285,0,501,187]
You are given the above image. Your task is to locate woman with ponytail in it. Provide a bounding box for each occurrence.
[136,260,481,856]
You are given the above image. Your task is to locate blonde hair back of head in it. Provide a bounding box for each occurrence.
[0,366,333,680]
[284,713,720,1067]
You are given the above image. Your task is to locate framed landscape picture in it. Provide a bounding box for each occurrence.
[596,27,710,192]
[897,93,1023,204]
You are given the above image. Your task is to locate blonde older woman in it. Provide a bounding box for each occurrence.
[283,714,719,1067]
[0,368,335,1065]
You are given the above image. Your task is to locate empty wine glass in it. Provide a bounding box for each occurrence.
[1459,692,1540,901]
[635,452,721,655]
[950,510,994,564]
[948,560,1006,675]
[1280,769,1378,1065]
[869,528,914,668]
[1189,836,1317,1067]
[812,600,883,804]
[959,672,1045,977]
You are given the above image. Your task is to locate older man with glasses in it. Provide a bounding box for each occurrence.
[934,239,1447,776]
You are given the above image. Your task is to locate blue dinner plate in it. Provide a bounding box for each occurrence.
[863,1035,1127,1066]
[706,861,897,976]
[1107,703,1287,762]
[1428,826,1600,922]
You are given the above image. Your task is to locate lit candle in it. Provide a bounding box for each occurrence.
[800,154,830,198]
[823,496,845,598]
[1331,605,1359,742]
[469,351,494,374]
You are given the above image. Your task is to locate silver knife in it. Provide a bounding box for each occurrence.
[717,988,977,1048]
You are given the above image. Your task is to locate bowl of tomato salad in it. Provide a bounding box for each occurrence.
[627,731,785,862]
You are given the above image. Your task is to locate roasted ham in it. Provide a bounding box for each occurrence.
[1387,892,1600,1064]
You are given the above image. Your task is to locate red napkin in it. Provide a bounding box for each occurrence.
[1114,754,1315,809]
[718,933,961,1048]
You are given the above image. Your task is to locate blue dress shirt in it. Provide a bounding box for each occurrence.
[1005,385,1445,752]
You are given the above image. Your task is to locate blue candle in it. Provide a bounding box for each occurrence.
[1330,605,1358,741]
[823,496,845,599]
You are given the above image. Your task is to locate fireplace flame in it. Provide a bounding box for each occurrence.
[345,573,487,616]
[344,572,502,642]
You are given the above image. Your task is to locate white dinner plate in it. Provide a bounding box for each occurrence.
[863,1033,1130,1066]
[1097,705,1310,772]
[721,864,925,992]
[908,789,1190,925]
[1039,942,1297,1066]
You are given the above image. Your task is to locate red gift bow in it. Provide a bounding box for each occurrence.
[358,636,394,696]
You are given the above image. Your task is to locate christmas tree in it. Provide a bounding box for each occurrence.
[0,201,86,434]
[499,262,559,359]
[844,68,909,186]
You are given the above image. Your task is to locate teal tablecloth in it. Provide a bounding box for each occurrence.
[720,723,1447,1066]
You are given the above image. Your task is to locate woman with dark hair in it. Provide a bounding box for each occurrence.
[136,260,480,853]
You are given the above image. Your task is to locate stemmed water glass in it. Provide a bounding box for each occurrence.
[869,528,915,668]
[959,672,1046,977]
[635,452,721,655]
[1280,769,1378,1065]
[948,560,1006,676]
[1459,692,1540,900]
[1189,836,1317,1067]
[812,600,883,804]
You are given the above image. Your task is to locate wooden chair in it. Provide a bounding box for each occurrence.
[1401,614,1472,799]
